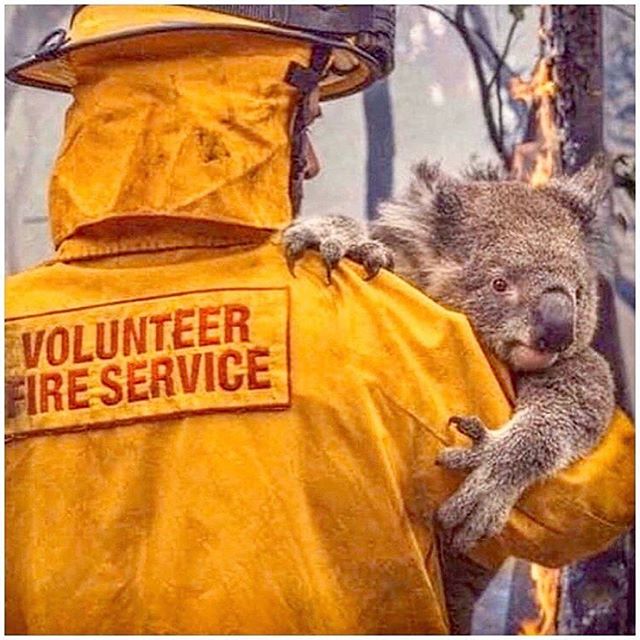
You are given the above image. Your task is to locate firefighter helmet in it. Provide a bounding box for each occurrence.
[6,5,395,101]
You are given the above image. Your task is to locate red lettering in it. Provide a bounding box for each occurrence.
[123,317,147,356]
[150,357,175,398]
[100,365,123,406]
[67,368,90,410]
[72,325,94,363]
[177,353,201,393]
[5,376,25,419]
[21,330,44,368]
[247,348,271,390]
[204,352,215,391]
[26,374,38,415]
[224,304,250,343]
[96,320,119,359]
[199,307,221,346]
[46,327,69,366]
[149,314,171,350]
[127,360,149,402]
[40,372,63,412]
[218,349,244,391]
[173,308,195,349]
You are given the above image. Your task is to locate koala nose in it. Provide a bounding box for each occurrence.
[531,289,575,353]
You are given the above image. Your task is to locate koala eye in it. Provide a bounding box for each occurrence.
[576,286,583,301]
[491,277,509,293]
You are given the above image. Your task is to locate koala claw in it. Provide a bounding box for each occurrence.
[436,416,491,470]
[448,415,489,443]
[319,238,346,285]
[348,240,395,281]
[283,227,314,277]
[282,219,353,284]
[285,250,300,278]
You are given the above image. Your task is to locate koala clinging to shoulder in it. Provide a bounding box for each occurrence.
[283,155,615,552]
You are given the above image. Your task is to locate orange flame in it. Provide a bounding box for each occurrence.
[509,57,561,187]
[519,565,561,635]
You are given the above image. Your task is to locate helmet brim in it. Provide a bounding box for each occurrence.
[6,21,381,101]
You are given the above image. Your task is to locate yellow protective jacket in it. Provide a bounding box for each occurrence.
[5,13,635,634]
[5,238,635,634]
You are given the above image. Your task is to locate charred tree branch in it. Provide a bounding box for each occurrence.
[488,15,518,144]
[420,4,520,168]
[454,6,507,164]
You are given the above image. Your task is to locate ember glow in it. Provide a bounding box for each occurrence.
[519,565,561,635]
[509,57,561,187]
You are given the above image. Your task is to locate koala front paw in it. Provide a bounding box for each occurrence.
[436,473,516,553]
[282,223,342,283]
[282,216,393,284]
[436,415,520,552]
[436,416,488,470]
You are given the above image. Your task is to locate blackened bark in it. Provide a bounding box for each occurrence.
[552,6,604,172]
[558,535,634,634]
[551,6,634,635]
[551,3,630,423]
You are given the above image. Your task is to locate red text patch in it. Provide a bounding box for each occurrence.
[5,288,290,441]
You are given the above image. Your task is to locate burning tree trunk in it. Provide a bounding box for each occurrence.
[509,57,560,186]
[552,6,603,172]
[550,6,634,634]
[514,552,560,632]
[507,6,633,635]
[550,6,629,409]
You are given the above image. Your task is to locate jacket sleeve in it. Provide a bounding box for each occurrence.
[348,268,635,570]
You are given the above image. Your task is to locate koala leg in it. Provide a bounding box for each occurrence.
[282,215,394,283]
[436,348,614,552]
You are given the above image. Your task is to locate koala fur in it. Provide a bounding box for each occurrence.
[282,156,615,552]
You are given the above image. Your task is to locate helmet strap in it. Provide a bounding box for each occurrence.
[285,45,330,216]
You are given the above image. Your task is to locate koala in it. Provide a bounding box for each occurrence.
[282,156,615,554]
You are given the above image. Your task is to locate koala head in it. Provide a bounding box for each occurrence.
[375,156,611,372]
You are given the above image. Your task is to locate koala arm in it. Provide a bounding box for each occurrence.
[466,405,633,570]
[436,347,615,552]
[514,348,615,469]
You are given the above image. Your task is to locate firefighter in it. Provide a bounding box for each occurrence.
[5,6,633,634]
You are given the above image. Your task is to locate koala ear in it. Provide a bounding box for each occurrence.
[545,153,612,224]
[460,158,505,182]
[546,154,613,275]
[407,160,444,201]
[407,160,464,218]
